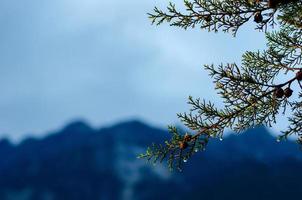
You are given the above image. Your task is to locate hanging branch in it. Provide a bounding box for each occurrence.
[140,0,302,171]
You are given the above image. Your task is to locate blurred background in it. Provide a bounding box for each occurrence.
[0,0,302,200]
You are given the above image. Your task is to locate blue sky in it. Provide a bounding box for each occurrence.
[0,0,278,141]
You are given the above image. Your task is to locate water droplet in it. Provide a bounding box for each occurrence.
[194,148,198,153]
[276,138,281,143]
[202,147,206,151]
[219,137,223,141]
[183,159,188,163]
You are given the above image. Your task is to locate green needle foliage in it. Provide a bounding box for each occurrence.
[138,0,302,171]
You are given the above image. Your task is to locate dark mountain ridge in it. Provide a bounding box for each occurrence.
[0,120,302,200]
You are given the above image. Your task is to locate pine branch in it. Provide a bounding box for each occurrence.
[148,0,276,35]
[140,0,302,171]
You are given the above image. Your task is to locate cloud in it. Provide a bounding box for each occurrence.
[0,0,269,141]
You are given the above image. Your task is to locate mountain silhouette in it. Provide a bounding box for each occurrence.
[0,120,301,200]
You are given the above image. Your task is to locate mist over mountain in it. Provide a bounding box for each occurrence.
[0,120,302,200]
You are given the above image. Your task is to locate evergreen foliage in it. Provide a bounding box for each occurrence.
[139,0,302,171]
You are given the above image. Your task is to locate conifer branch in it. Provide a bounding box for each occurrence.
[148,0,277,35]
[140,0,302,171]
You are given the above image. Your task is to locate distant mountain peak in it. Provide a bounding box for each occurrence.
[118,119,146,125]
[112,119,150,130]
[0,119,302,200]
[62,120,93,134]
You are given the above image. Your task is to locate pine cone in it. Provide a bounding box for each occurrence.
[179,142,188,149]
[184,134,192,142]
[204,15,212,22]
[268,0,279,8]
[274,87,284,98]
[296,70,302,81]
[254,12,263,23]
[284,88,293,98]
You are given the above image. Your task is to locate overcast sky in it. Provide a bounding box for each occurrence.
[0,0,280,142]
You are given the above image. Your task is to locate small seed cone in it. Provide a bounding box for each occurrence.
[274,87,284,98]
[296,70,302,81]
[254,12,263,23]
[179,142,188,150]
[268,0,279,8]
[284,88,293,98]
[184,134,192,142]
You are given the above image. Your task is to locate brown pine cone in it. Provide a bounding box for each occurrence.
[274,87,284,98]
[179,142,188,150]
[254,12,263,23]
[184,134,192,142]
[284,88,293,98]
[268,0,280,8]
[296,70,302,81]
